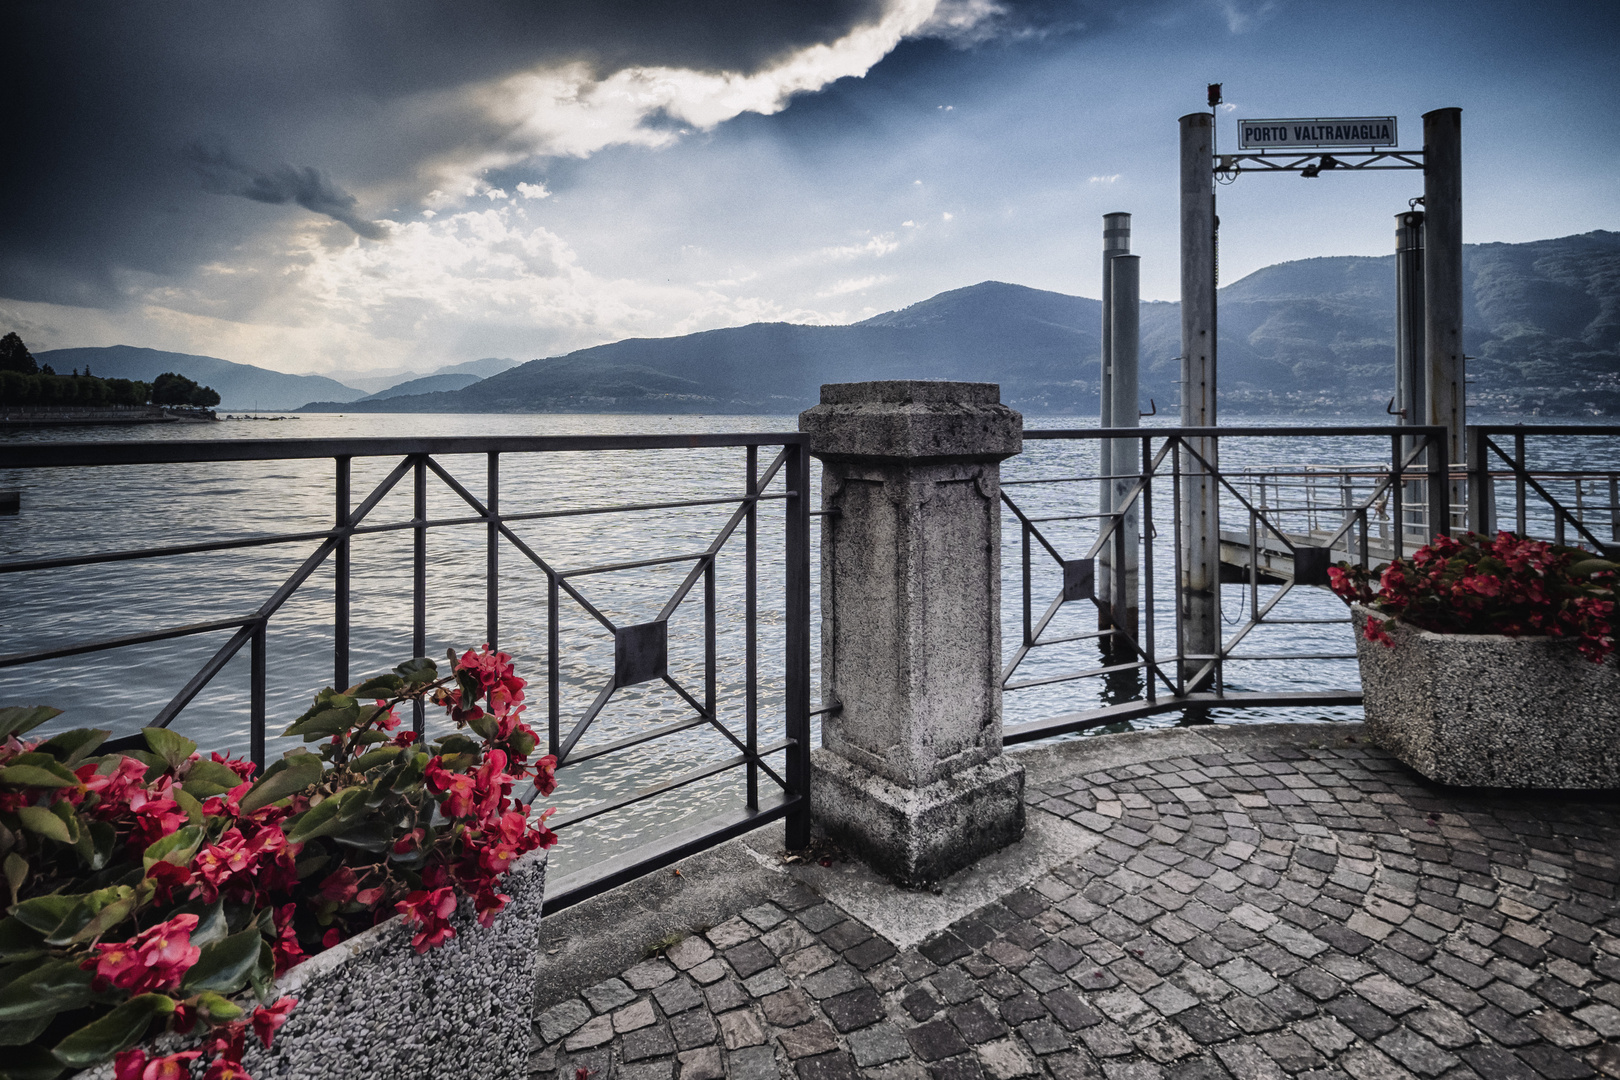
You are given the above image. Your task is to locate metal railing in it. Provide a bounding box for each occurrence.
[1467,425,1620,555]
[0,435,811,913]
[998,425,1449,742]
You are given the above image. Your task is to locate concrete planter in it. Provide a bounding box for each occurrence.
[79,849,547,1080]
[1352,605,1620,788]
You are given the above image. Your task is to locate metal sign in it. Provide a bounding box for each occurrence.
[1238,117,1397,150]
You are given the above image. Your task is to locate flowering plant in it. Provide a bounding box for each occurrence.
[0,646,556,1080]
[1329,531,1618,663]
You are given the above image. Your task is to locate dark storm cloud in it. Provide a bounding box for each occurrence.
[190,144,390,241]
[0,0,892,306]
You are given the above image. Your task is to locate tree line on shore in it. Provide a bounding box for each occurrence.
[1,332,220,408]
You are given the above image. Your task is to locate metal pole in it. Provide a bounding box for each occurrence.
[334,456,350,692]
[1466,426,1495,536]
[1179,112,1219,689]
[1109,252,1141,648]
[1099,213,1130,626]
[783,441,811,850]
[745,445,758,811]
[1396,210,1426,538]
[251,620,266,772]
[413,455,426,736]
[486,453,499,651]
[1423,108,1464,532]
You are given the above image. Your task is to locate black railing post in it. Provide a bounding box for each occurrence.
[334,456,350,691]
[251,620,267,772]
[1466,426,1492,536]
[1426,431,1450,542]
[783,439,812,850]
[745,444,758,811]
[413,455,426,736]
[547,571,559,758]
[486,453,499,651]
[1141,434,1156,706]
[1170,438,1186,697]
[1515,430,1527,537]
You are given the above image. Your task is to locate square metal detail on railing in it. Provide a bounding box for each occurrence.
[1063,559,1095,601]
[1293,545,1333,586]
[614,620,668,688]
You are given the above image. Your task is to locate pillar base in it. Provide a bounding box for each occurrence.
[811,749,1025,888]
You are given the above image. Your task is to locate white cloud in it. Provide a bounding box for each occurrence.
[516,182,552,200]
[821,233,900,261]
[941,211,954,221]
[1089,174,1121,184]
[818,275,892,297]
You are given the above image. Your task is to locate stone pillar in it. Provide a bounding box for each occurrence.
[799,380,1025,887]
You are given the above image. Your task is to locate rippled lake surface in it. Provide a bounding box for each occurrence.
[2,411,1610,879]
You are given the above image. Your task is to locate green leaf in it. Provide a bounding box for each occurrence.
[195,989,244,1021]
[34,729,110,768]
[82,820,117,871]
[1570,557,1618,577]
[353,673,403,697]
[66,887,139,944]
[48,800,81,845]
[249,938,276,1002]
[284,791,347,844]
[351,729,389,747]
[8,894,81,937]
[172,786,205,826]
[0,763,79,789]
[50,993,175,1068]
[394,657,438,685]
[0,917,47,962]
[467,712,499,741]
[141,727,197,772]
[15,885,133,946]
[0,958,95,1021]
[0,1043,67,1080]
[328,817,393,853]
[283,705,358,741]
[0,707,62,742]
[189,899,230,948]
[239,752,321,814]
[0,1008,53,1046]
[15,805,72,844]
[142,825,203,871]
[181,926,262,994]
[3,853,25,907]
[350,745,402,773]
[181,758,241,798]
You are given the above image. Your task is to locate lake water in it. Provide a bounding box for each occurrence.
[2,410,1611,879]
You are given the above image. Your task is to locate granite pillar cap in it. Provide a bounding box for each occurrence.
[800,380,1021,464]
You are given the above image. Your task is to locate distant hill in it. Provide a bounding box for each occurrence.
[359,372,482,401]
[331,357,520,395]
[298,231,1620,418]
[36,345,365,411]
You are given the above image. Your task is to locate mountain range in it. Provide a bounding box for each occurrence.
[30,230,1619,417]
[297,230,1620,417]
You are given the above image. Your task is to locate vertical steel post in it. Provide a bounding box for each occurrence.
[1426,431,1451,540]
[1140,435,1157,705]
[1466,427,1495,536]
[486,453,499,651]
[1423,108,1465,533]
[783,440,811,850]
[251,620,266,772]
[745,445,758,811]
[547,573,559,758]
[413,455,426,736]
[334,456,350,692]
[1515,431,1527,537]
[1396,211,1427,542]
[1179,112,1219,688]
[1610,474,1618,549]
[1109,251,1142,647]
[1099,212,1131,625]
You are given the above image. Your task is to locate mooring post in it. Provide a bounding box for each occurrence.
[800,381,1026,886]
[1108,252,1142,648]
[1423,108,1464,535]
[1098,213,1131,625]
[1179,112,1219,688]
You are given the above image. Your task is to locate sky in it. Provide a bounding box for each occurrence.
[3,0,1618,378]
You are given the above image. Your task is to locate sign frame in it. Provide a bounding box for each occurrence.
[1237,117,1398,151]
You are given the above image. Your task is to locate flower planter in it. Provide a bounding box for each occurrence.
[1352,605,1620,788]
[79,849,547,1080]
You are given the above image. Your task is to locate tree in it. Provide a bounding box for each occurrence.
[0,332,38,374]
[151,371,220,408]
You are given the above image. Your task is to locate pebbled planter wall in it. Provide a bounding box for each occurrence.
[1353,605,1620,788]
[78,850,546,1080]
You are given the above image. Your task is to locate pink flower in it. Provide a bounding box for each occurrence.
[193,824,298,903]
[203,1060,254,1080]
[85,913,200,995]
[211,751,257,781]
[397,886,459,952]
[115,1050,202,1080]
[271,903,307,976]
[251,996,297,1049]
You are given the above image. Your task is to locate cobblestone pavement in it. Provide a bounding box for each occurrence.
[531,740,1619,1080]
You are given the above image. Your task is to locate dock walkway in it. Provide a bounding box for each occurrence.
[532,724,1619,1080]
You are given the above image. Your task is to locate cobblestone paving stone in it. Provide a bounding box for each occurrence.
[529,743,1620,1079]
